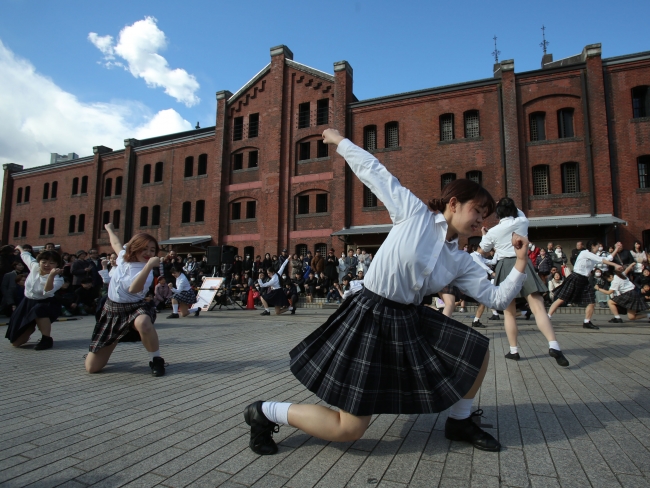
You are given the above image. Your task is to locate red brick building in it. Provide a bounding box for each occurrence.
[1,43,649,257]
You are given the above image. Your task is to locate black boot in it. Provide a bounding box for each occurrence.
[149,357,166,377]
[34,336,53,351]
[549,348,569,367]
[445,410,501,451]
[244,401,279,455]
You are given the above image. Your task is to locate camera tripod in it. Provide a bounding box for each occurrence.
[208,264,245,311]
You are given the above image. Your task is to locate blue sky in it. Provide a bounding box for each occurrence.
[0,0,648,174]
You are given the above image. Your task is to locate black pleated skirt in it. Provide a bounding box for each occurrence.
[5,297,60,343]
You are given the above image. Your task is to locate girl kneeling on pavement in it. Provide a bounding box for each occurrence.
[167,267,200,318]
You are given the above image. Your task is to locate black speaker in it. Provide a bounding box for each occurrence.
[206,246,221,267]
[221,245,237,265]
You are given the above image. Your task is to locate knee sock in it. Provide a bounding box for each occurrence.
[448,398,474,420]
[172,304,179,314]
[510,346,518,354]
[548,341,560,351]
[261,401,292,425]
[150,350,160,360]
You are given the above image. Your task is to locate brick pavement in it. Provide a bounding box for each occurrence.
[1,308,650,488]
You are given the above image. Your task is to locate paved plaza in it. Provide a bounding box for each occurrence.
[1,306,650,488]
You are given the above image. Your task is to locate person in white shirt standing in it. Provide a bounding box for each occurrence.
[167,267,200,318]
[596,263,649,323]
[480,198,568,366]
[5,246,63,350]
[258,258,293,315]
[85,224,166,376]
[242,128,530,456]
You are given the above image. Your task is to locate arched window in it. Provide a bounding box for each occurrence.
[21,221,27,237]
[104,178,112,197]
[296,244,308,257]
[441,173,456,188]
[299,141,311,161]
[245,200,256,219]
[561,163,580,193]
[24,186,30,202]
[184,156,194,177]
[151,205,161,226]
[143,164,151,184]
[464,110,480,138]
[231,202,241,220]
[13,222,19,238]
[632,86,650,118]
[115,177,123,196]
[557,108,574,138]
[43,182,49,200]
[113,210,120,229]
[440,114,454,141]
[248,150,259,168]
[385,122,399,148]
[140,207,149,227]
[154,162,163,182]
[529,112,546,141]
[102,211,110,226]
[363,185,378,208]
[182,201,192,223]
[233,153,244,170]
[364,125,377,151]
[48,217,55,235]
[16,187,22,204]
[71,178,79,196]
[69,215,76,233]
[196,200,205,222]
[638,156,650,189]
[51,182,58,199]
[532,165,550,195]
[78,214,85,233]
[40,218,46,236]
[80,177,88,194]
[466,171,482,185]
[198,154,208,175]
[297,195,309,215]
[315,193,328,213]
[315,243,328,257]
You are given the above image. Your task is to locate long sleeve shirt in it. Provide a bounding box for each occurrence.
[470,252,494,275]
[573,251,611,277]
[609,275,636,296]
[258,258,290,291]
[479,209,528,260]
[107,249,153,303]
[336,138,526,309]
[170,274,191,293]
[21,252,63,300]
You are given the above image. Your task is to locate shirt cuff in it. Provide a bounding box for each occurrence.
[336,138,353,156]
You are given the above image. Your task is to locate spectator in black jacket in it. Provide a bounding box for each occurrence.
[536,249,553,281]
[551,245,567,272]
[304,272,317,303]
[314,272,330,298]
[292,272,305,295]
[71,277,98,315]
[634,267,650,289]
[570,241,584,266]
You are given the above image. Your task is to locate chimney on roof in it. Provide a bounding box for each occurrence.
[541,53,553,68]
[50,152,79,164]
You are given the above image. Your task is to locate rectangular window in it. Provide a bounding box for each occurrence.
[114,177,122,196]
[81,177,88,194]
[48,217,55,235]
[69,215,76,234]
[51,181,58,199]
[40,218,46,236]
[246,200,256,219]
[248,151,258,168]
[466,171,482,185]
[299,141,311,161]
[24,186,30,202]
[441,173,456,188]
[154,162,163,182]
[385,122,399,148]
[104,178,112,197]
[78,214,85,232]
[143,164,151,184]
[440,114,454,141]
[529,113,546,141]
[632,86,649,118]
[316,99,329,126]
[17,187,22,204]
[364,126,377,151]
[151,206,160,226]
[43,183,49,200]
[113,210,120,229]
[21,221,27,237]
[233,153,243,171]
[71,179,78,196]
[195,200,205,222]
[298,102,310,129]
[231,202,241,220]
[562,163,580,193]
[558,109,574,138]
[315,194,328,213]
[184,157,194,178]
[464,111,480,138]
[363,185,378,208]
[532,166,550,195]
[233,117,243,141]
[14,221,19,238]
[248,113,259,138]
[317,140,328,158]
[140,207,149,227]
[198,154,207,175]
[182,202,191,223]
[297,195,309,215]
[102,211,110,226]
[639,156,650,189]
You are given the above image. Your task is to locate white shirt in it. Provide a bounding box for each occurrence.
[107,249,153,303]
[337,138,526,308]
[21,252,63,300]
[171,274,191,293]
[479,209,528,260]
[258,258,290,291]
[573,251,610,277]
[470,251,494,275]
[609,275,636,296]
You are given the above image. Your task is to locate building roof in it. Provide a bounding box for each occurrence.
[158,235,212,246]
[331,225,393,236]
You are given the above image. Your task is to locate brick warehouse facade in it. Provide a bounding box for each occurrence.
[1,43,649,257]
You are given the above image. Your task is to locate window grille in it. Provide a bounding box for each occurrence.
[184,157,194,177]
[233,153,243,171]
[296,244,308,257]
[466,171,482,185]
[441,173,456,188]
[557,109,574,138]
[14,222,19,238]
[16,187,22,203]
[43,183,49,200]
[529,112,546,141]
[363,185,378,207]
[297,195,310,214]
[104,178,112,197]
[248,113,259,138]
[40,218,46,236]
[151,206,160,226]
[464,111,480,138]
[440,114,454,141]
[246,200,256,219]
[196,200,205,222]
[316,194,328,213]
[69,215,76,233]
[71,178,78,196]
[315,243,327,257]
[102,211,110,226]
[140,207,149,227]
[113,210,120,229]
[114,177,122,196]
[182,202,192,223]
[639,156,650,189]
[143,164,151,184]
[80,177,87,194]
[231,202,241,220]
[561,163,579,193]
[317,140,328,158]
[154,162,163,182]
[364,126,377,150]
[24,186,30,202]
[51,182,58,199]
[78,214,85,232]
[632,86,650,118]
[198,154,208,175]
[233,117,243,141]
[299,142,311,161]
[21,221,27,237]
[248,151,258,168]
[298,102,310,129]
[385,122,399,148]
[317,99,329,125]
[532,165,550,195]
[48,217,55,235]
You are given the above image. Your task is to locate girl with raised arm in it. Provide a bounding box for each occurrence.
[85,224,166,376]
[243,129,529,455]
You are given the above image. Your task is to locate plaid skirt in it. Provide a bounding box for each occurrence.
[263,288,290,307]
[172,289,197,305]
[5,297,60,343]
[495,257,547,298]
[613,289,649,312]
[440,285,461,301]
[289,288,489,416]
[89,298,156,353]
[553,273,594,305]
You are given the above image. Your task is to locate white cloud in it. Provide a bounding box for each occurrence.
[88,17,200,107]
[0,39,193,177]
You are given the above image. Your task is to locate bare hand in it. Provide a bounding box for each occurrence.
[321,128,344,145]
[168,283,174,288]
[85,267,92,272]
[512,232,530,258]
[614,264,623,272]
[148,257,160,267]
[105,223,115,232]
[50,268,61,275]
[615,242,623,250]
[481,226,489,236]
[594,285,599,291]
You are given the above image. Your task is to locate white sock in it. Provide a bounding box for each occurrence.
[510,346,518,354]
[448,398,474,420]
[549,341,560,351]
[265,308,270,312]
[548,314,552,319]
[261,401,292,425]
[584,319,590,323]
[189,307,199,313]
[521,311,527,317]
[492,310,499,316]
[614,315,621,319]
[172,304,179,313]
[473,317,480,323]
[150,350,160,360]
[288,307,293,311]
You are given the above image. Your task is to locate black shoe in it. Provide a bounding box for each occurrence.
[260,310,270,316]
[444,410,501,452]
[525,310,532,320]
[505,352,520,361]
[608,317,623,323]
[290,308,296,315]
[34,336,53,351]
[472,320,486,328]
[583,321,599,330]
[194,309,200,317]
[167,313,179,319]
[244,401,279,455]
[488,314,500,321]
[149,357,166,377]
[549,348,569,367]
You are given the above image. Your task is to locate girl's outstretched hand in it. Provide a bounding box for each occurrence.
[322,129,344,146]
[512,232,530,258]
[105,223,115,232]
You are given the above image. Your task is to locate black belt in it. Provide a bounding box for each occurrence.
[361,287,414,310]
